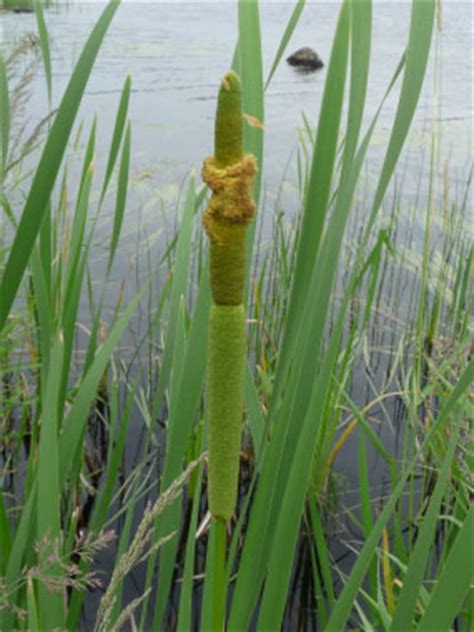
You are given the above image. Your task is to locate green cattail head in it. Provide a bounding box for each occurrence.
[214,71,243,168]
[207,305,246,520]
[203,71,256,521]
[202,72,257,306]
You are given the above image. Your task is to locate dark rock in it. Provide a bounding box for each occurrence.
[287,47,324,72]
[12,7,34,12]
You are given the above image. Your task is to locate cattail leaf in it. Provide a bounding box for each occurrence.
[107,119,131,274]
[265,0,306,90]
[34,0,52,105]
[100,72,131,205]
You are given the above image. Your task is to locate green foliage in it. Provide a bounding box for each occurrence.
[0,0,471,630]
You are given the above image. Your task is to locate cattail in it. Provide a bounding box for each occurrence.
[203,71,256,521]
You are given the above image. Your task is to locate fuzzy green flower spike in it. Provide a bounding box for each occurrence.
[203,71,256,521]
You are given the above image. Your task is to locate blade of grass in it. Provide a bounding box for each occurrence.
[417,506,474,632]
[244,361,266,458]
[1,483,37,631]
[99,71,131,206]
[367,0,436,233]
[27,578,40,632]
[359,430,377,610]
[176,464,204,632]
[36,330,65,629]
[0,492,11,575]
[265,0,306,90]
[107,119,131,274]
[34,0,52,106]
[30,245,52,377]
[0,50,9,182]
[382,528,395,617]
[390,417,462,630]
[238,0,264,212]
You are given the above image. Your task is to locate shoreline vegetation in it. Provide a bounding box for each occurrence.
[0,1,472,630]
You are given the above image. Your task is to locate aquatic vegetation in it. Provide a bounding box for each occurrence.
[203,71,256,522]
[0,0,472,630]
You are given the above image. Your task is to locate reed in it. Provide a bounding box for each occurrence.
[203,71,256,522]
[202,70,256,630]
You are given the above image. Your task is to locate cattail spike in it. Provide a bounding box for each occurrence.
[214,71,243,168]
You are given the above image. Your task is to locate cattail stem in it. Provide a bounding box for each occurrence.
[203,70,256,630]
[212,517,227,632]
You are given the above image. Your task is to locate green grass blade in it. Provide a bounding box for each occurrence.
[345,393,392,464]
[0,51,9,182]
[30,246,52,376]
[80,116,97,193]
[359,430,377,607]
[100,72,131,205]
[176,464,204,632]
[265,0,306,90]
[344,0,372,169]
[417,506,474,632]
[238,0,264,209]
[39,198,52,306]
[63,162,94,302]
[0,194,16,229]
[1,484,37,631]
[34,0,52,105]
[370,0,436,222]
[244,362,265,458]
[0,492,11,575]
[27,578,40,632]
[390,419,461,630]
[0,0,120,333]
[200,520,218,631]
[36,330,65,629]
[309,498,335,608]
[107,119,131,274]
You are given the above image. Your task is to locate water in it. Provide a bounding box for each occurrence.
[1,1,472,197]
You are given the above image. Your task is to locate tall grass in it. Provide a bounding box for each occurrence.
[0,0,472,630]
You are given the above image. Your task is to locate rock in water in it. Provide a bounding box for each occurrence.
[287,47,324,72]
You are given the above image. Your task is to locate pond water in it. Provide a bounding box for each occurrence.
[2,0,472,198]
